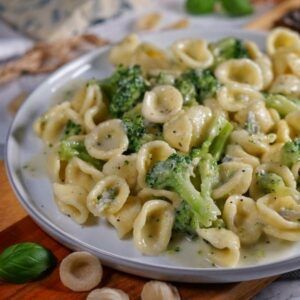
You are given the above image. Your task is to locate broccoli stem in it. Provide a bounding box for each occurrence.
[264,94,300,117]
[210,122,233,161]
[173,172,218,227]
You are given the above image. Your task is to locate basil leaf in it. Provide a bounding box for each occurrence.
[185,0,216,15]
[0,242,56,283]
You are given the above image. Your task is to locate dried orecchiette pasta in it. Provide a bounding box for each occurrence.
[53,183,89,224]
[137,187,182,208]
[223,195,263,245]
[250,163,296,200]
[103,154,138,189]
[267,27,300,56]
[65,157,103,191]
[85,119,129,160]
[142,85,183,123]
[133,200,175,255]
[87,288,129,300]
[33,102,82,144]
[59,251,102,292]
[215,59,263,91]
[87,175,130,217]
[197,228,240,267]
[141,281,180,300]
[212,161,253,200]
[107,196,142,238]
[217,84,264,112]
[257,193,300,241]
[109,33,140,66]
[172,39,213,69]
[136,141,175,188]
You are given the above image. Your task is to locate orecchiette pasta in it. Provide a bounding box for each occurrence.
[142,85,183,123]
[34,28,300,267]
[107,196,142,238]
[269,74,300,97]
[197,228,240,267]
[87,175,130,216]
[257,193,300,241]
[137,188,182,208]
[225,144,260,168]
[71,82,107,132]
[85,119,129,160]
[87,288,129,300]
[65,157,103,191]
[215,59,263,90]
[53,183,89,224]
[172,39,213,69]
[133,200,175,255]
[141,281,180,300]
[223,195,262,245]
[234,101,274,133]
[230,129,276,156]
[109,33,140,66]
[217,84,264,112]
[34,102,82,144]
[103,154,138,189]
[212,161,253,199]
[267,27,300,55]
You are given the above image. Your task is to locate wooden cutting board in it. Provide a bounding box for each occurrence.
[0,162,278,299]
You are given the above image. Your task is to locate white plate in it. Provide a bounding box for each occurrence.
[5,28,300,283]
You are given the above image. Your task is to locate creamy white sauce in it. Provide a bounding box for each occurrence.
[165,234,293,268]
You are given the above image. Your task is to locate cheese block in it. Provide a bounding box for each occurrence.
[0,0,121,41]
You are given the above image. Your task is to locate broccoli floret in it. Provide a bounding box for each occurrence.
[100,65,148,117]
[175,69,220,104]
[209,37,249,66]
[256,171,285,193]
[264,94,300,117]
[173,201,199,238]
[281,138,300,167]
[150,72,175,86]
[122,105,162,153]
[146,153,220,227]
[174,73,197,104]
[59,140,103,169]
[61,120,82,140]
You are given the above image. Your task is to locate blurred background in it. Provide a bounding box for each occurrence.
[0,0,298,150]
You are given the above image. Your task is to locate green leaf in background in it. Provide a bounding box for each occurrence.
[185,0,216,15]
[220,0,253,16]
[0,242,56,283]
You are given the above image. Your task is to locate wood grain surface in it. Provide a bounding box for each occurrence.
[0,160,278,299]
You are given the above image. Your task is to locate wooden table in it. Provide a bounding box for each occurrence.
[0,160,277,299]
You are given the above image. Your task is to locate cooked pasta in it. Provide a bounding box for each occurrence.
[34,28,300,268]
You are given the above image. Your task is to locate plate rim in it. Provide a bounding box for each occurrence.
[5,28,300,282]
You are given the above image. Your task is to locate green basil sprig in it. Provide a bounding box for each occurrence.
[0,242,56,283]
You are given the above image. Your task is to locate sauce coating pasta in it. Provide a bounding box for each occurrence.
[34,28,300,268]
